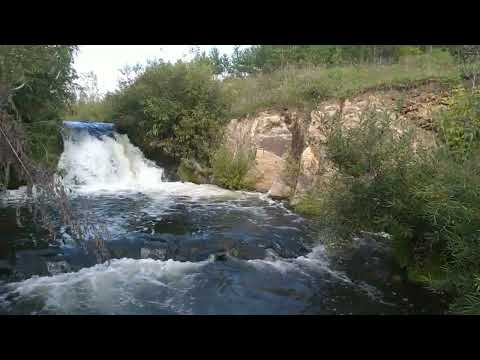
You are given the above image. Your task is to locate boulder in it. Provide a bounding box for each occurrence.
[245,149,285,192]
[226,110,307,195]
[268,178,292,200]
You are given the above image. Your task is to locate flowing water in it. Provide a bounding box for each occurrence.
[0,122,448,314]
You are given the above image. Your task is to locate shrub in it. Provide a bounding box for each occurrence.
[109,60,228,165]
[294,105,480,313]
[177,158,210,184]
[436,86,480,158]
[397,45,424,58]
[24,120,62,170]
[211,144,256,190]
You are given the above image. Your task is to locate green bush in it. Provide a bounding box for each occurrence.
[65,99,115,122]
[24,120,62,169]
[177,158,210,184]
[397,45,424,58]
[295,106,480,313]
[108,60,228,165]
[211,144,256,190]
[1,46,78,188]
[0,45,78,124]
[436,86,480,158]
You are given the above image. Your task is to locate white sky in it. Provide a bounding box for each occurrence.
[73,45,245,94]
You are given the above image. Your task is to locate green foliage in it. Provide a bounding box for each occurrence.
[0,45,78,188]
[397,45,424,58]
[206,47,230,76]
[436,86,480,157]
[177,158,211,184]
[64,71,115,122]
[0,45,78,123]
[24,121,62,169]
[295,103,480,313]
[177,159,201,183]
[210,145,256,190]
[65,100,114,122]
[224,46,461,77]
[108,60,228,164]
[223,52,459,118]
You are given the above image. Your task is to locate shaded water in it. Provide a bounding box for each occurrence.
[0,122,448,314]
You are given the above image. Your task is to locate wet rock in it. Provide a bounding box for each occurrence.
[12,250,49,278]
[265,248,280,261]
[177,158,211,184]
[46,261,71,275]
[227,248,240,258]
[36,247,62,258]
[211,252,228,261]
[140,247,167,260]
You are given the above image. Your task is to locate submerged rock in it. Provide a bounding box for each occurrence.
[211,252,228,261]
[46,261,71,276]
[140,247,167,260]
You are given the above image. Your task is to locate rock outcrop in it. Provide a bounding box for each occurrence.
[224,82,450,203]
[226,110,306,199]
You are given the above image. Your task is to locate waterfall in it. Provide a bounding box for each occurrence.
[58,121,165,191]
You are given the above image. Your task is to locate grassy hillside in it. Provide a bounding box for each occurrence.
[223,52,459,117]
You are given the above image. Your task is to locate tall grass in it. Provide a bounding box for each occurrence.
[210,143,256,190]
[223,52,460,118]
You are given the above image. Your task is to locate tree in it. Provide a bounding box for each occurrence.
[118,63,143,90]
[208,47,230,76]
[0,45,78,123]
[77,71,100,103]
[456,45,480,89]
[110,59,228,164]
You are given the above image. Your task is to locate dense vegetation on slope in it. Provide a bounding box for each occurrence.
[223,51,458,117]
[0,45,78,189]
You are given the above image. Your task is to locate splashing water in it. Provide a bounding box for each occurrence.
[0,121,447,314]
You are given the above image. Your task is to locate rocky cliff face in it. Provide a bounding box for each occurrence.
[224,82,450,204]
[225,109,306,199]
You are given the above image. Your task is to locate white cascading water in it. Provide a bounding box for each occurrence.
[57,124,233,198]
[59,128,165,191]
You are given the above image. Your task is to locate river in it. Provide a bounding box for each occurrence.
[0,122,447,314]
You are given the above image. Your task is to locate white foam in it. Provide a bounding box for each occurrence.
[58,132,165,192]
[57,129,243,202]
[246,244,349,283]
[0,187,28,205]
[0,243,385,314]
[0,257,210,314]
